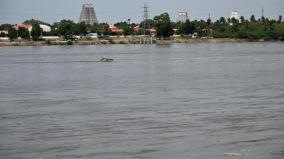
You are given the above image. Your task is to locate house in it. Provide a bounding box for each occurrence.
[110,27,123,33]
[173,28,178,34]
[0,30,8,35]
[109,24,124,34]
[39,24,51,32]
[133,25,140,32]
[148,28,156,35]
[14,24,52,33]
[14,24,33,32]
[133,25,156,35]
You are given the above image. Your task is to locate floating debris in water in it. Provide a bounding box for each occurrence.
[99,57,114,62]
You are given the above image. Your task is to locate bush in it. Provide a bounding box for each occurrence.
[66,40,73,45]
[212,32,234,38]
[8,27,17,40]
[0,32,6,37]
[236,31,248,39]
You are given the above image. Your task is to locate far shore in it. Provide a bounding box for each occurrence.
[0,37,282,46]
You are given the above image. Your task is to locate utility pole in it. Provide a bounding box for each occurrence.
[127,18,131,28]
[140,2,153,44]
[208,13,212,37]
[143,2,149,36]
[127,19,131,25]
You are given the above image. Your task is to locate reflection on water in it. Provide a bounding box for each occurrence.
[0,43,284,159]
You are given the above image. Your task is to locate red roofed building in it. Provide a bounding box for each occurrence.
[173,28,178,34]
[14,24,33,32]
[148,28,157,35]
[109,23,123,34]
[133,25,141,32]
[110,27,123,33]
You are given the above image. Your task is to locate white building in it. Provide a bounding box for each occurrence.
[40,24,51,32]
[177,12,189,23]
[230,11,241,22]
[0,30,8,35]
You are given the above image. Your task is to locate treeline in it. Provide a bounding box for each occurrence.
[211,15,284,40]
[1,13,284,41]
[174,14,284,40]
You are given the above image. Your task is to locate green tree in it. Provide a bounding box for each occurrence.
[91,23,103,33]
[8,27,17,40]
[0,24,12,30]
[220,17,226,24]
[18,27,30,39]
[274,23,284,40]
[23,19,50,26]
[114,21,134,36]
[229,18,240,33]
[261,16,265,23]
[177,20,196,35]
[57,19,75,38]
[194,20,208,36]
[91,23,110,35]
[278,15,282,23]
[0,32,6,37]
[240,16,245,24]
[49,22,60,36]
[0,24,11,37]
[153,12,173,39]
[73,22,88,36]
[213,17,228,33]
[31,22,42,40]
[140,19,155,29]
[250,15,256,22]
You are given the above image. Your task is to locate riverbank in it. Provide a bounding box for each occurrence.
[0,37,282,46]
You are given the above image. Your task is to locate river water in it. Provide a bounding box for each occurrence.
[0,43,283,159]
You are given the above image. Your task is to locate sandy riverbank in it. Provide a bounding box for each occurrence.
[0,37,281,46]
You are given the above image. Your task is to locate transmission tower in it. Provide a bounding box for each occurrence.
[143,3,149,36]
[261,7,264,18]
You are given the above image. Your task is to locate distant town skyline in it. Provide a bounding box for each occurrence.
[1,0,284,24]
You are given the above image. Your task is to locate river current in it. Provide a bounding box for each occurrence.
[0,43,284,159]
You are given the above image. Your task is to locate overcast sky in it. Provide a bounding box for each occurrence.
[1,0,284,24]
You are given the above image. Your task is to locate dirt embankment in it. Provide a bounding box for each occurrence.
[0,37,279,46]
